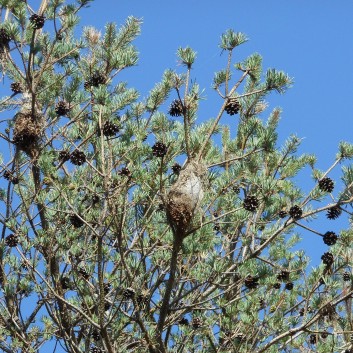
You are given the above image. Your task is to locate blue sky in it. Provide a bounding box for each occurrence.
[77,0,353,263]
[78,0,353,170]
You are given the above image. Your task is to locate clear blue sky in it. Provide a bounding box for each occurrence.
[77,1,353,263]
[78,0,353,169]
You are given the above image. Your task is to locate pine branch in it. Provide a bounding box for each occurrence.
[157,236,183,352]
[197,70,249,162]
[207,147,263,168]
[260,288,353,352]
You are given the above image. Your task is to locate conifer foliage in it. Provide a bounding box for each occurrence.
[1,1,353,353]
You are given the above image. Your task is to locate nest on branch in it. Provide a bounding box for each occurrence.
[13,111,43,158]
[165,159,208,240]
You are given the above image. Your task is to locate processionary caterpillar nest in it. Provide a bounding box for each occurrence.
[165,159,208,238]
[13,111,44,159]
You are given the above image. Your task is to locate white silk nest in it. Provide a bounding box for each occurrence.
[165,159,208,237]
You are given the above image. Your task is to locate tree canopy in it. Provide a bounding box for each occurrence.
[1,1,353,353]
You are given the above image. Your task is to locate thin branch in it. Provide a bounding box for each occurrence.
[157,236,183,352]
[207,148,263,168]
[261,288,353,352]
[225,50,232,96]
[197,70,249,162]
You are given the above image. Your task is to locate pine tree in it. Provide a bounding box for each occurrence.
[1,2,353,353]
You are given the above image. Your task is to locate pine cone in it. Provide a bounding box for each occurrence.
[191,317,202,329]
[10,82,23,94]
[321,252,334,266]
[322,231,338,246]
[326,206,341,220]
[5,234,19,247]
[171,163,182,174]
[224,99,240,115]
[343,272,351,282]
[101,121,119,136]
[289,205,302,220]
[29,14,45,29]
[318,177,334,193]
[70,150,86,166]
[152,142,168,157]
[277,270,290,282]
[3,170,11,180]
[0,28,11,48]
[243,195,259,212]
[168,99,183,116]
[55,101,70,116]
[244,275,259,289]
[89,71,106,87]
